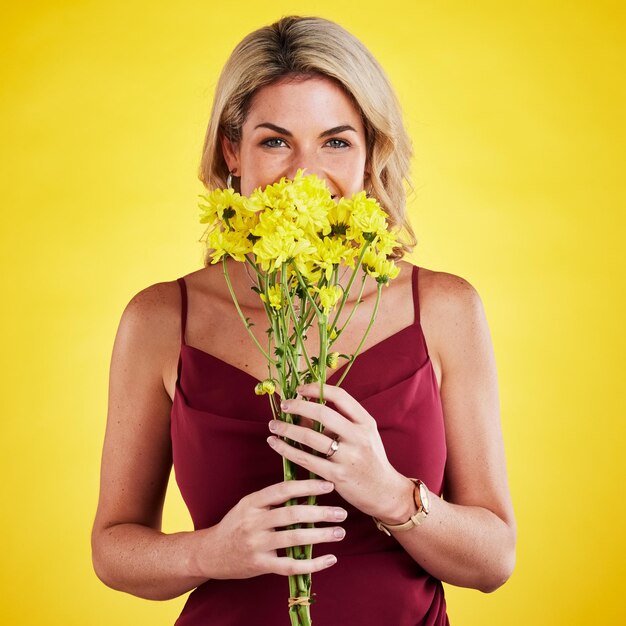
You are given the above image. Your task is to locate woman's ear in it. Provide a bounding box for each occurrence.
[364,160,371,185]
[220,134,241,175]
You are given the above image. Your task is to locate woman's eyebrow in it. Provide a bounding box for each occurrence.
[319,125,357,138]
[253,123,357,138]
[254,122,292,136]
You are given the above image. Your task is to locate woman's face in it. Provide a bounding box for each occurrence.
[222,76,368,197]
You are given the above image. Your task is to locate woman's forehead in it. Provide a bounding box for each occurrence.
[243,76,364,132]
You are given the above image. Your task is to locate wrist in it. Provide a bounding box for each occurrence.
[185,527,215,580]
[376,475,417,525]
[373,477,431,536]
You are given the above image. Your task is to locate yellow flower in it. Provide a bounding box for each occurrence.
[254,379,276,395]
[375,229,402,257]
[206,228,253,263]
[313,236,356,280]
[377,259,401,284]
[347,192,389,241]
[289,258,322,284]
[326,352,340,369]
[290,170,334,235]
[253,205,306,240]
[260,284,283,310]
[199,187,261,266]
[249,185,298,225]
[312,284,343,314]
[253,230,316,272]
[247,170,332,235]
[328,198,352,238]
[361,249,401,284]
[198,188,247,225]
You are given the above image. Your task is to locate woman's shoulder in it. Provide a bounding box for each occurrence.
[394,261,481,306]
[123,266,219,316]
[412,264,488,363]
[117,278,183,359]
[415,265,482,308]
[120,265,224,341]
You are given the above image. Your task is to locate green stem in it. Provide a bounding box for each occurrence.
[329,241,372,331]
[335,282,383,388]
[222,258,276,364]
[287,575,299,626]
[293,268,324,319]
[316,315,328,405]
[299,301,317,335]
[244,254,265,284]
[272,316,288,398]
[283,270,314,375]
[281,267,318,624]
[282,424,312,625]
[329,270,368,347]
[277,296,301,393]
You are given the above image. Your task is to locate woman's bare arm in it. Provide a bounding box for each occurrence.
[266,270,516,593]
[384,271,516,592]
[91,282,346,600]
[91,282,214,600]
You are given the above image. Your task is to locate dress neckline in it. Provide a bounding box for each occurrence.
[175,264,428,396]
[181,320,422,389]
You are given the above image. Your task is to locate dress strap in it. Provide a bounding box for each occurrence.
[176,277,188,345]
[411,264,421,323]
[411,264,431,361]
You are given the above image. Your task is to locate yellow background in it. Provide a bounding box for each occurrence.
[1,1,624,624]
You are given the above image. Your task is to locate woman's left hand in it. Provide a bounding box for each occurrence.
[267,382,413,521]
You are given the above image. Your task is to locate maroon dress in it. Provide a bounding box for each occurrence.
[171,264,449,625]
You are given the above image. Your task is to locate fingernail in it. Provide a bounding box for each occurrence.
[280,401,289,410]
[334,508,347,521]
[268,420,278,432]
[267,436,277,448]
[325,555,337,566]
[333,527,345,539]
[321,481,334,491]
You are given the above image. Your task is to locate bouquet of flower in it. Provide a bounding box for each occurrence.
[198,170,401,625]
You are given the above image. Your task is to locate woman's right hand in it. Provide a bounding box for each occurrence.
[201,479,347,579]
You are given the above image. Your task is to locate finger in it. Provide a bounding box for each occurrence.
[296,383,371,424]
[251,479,334,509]
[266,503,348,528]
[268,420,337,455]
[267,436,332,478]
[266,525,346,551]
[270,554,338,577]
[280,398,351,438]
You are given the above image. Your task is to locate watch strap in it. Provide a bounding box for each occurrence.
[372,478,428,537]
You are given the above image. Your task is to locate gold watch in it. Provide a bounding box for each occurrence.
[373,478,430,537]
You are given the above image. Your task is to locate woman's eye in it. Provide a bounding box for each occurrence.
[262,137,288,148]
[326,138,349,149]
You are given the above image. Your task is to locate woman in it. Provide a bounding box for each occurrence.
[91,16,516,625]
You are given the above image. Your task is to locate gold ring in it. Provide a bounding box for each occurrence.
[325,438,340,458]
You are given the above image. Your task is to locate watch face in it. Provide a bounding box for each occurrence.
[419,482,430,513]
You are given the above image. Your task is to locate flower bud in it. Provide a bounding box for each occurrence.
[254,379,276,395]
[326,352,340,369]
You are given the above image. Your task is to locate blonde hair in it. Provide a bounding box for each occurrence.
[198,15,416,257]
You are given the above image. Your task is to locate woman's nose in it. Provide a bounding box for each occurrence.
[287,148,323,180]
